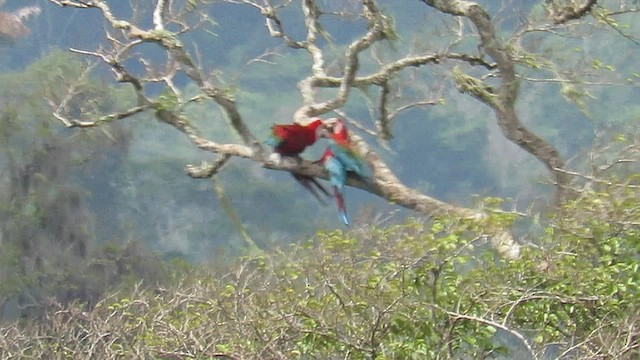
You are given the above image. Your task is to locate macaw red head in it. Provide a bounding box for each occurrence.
[324,117,348,141]
[307,118,324,130]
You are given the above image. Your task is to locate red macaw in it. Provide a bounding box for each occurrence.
[266,119,325,156]
[265,119,331,204]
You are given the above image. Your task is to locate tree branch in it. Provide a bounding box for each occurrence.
[185,155,232,179]
[430,304,537,360]
[47,0,522,258]
[418,0,571,205]
[153,0,168,30]
[546,0,598,25]
[50,0,262,153]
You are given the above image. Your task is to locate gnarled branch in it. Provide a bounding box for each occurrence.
[48,0,521,258]
[419,0,571,205]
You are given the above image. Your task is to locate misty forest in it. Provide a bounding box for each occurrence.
[0,0,639,358]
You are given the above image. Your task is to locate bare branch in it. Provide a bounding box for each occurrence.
[153,0,168,30]
[431,304,537,359]
[185,155,232,179]
[295,0,389,120]
[50,0,262,154]
[554,167,640,189]
[376,82,392,141]
[546,0,598,25]
[231,0,305,48]
[592,7,640,46]
[45,60,98,127]
[45,0,523,258]
[419,0,571,205]
[245,48,283,65]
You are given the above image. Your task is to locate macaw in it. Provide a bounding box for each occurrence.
[324,118,372,182]
[265,119,331,204]
[321,148,350,226]
[265,119,325,156]
[319,119,374,226]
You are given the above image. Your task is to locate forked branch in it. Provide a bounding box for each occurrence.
[47,0,521,258]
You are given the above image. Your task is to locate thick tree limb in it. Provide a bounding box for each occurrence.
[47,0,521,258]
[50,0,262,153]
[546,0,598,25]
[419,0,571,205]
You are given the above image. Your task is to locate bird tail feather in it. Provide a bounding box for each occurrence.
[293,173,330,206]
[334,187,350,226]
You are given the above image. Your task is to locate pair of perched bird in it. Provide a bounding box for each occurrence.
[266,118,372,226]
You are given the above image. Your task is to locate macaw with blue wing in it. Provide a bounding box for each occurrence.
[265,118,331,204]
[321,148,350,225]
[325,118,372,182]
[319,118,373,225]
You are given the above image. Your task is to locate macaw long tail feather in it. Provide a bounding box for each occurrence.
[340,211,350,227]
[334,186,350,226]
[308,176,330,197]
[293,173,330,206]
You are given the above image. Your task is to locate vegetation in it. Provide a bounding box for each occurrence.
[0,50,174,320]
[0,0,639,358]
[1,163,638,358]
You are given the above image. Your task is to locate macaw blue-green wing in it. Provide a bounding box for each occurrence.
[328,140,371,181]
[324,155,346,193]
[324,154,350,226]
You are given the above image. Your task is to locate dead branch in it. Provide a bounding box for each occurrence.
[419,0,572,206]
[545,0,598,25]
[46,0,524,258]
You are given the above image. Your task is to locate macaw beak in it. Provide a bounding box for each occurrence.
[320,118,341,134]
[324,118,339,127]
[316,125,331,138]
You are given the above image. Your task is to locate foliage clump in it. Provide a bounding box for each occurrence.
[1,184,638,359]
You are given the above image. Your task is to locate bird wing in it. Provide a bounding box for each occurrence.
[268,124,316,155]
[324,155,350,226]
[329,140,371,180]
[324,155,346,193]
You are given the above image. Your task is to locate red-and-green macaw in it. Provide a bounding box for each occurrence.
[265,119,331,204]
[320,148,350,225]
[324,118,372,182]
[266,119,325,156]
[319,118,373,225]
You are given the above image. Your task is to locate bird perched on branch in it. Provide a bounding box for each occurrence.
[320,147,350,225]
[266,119,327,157]
[265,118,331,204]
[0,5,41,46]
[319,118,372,226]
[323,118,371,182]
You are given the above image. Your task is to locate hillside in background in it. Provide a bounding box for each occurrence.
[3,0,633,258]
[0,2,638,357]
